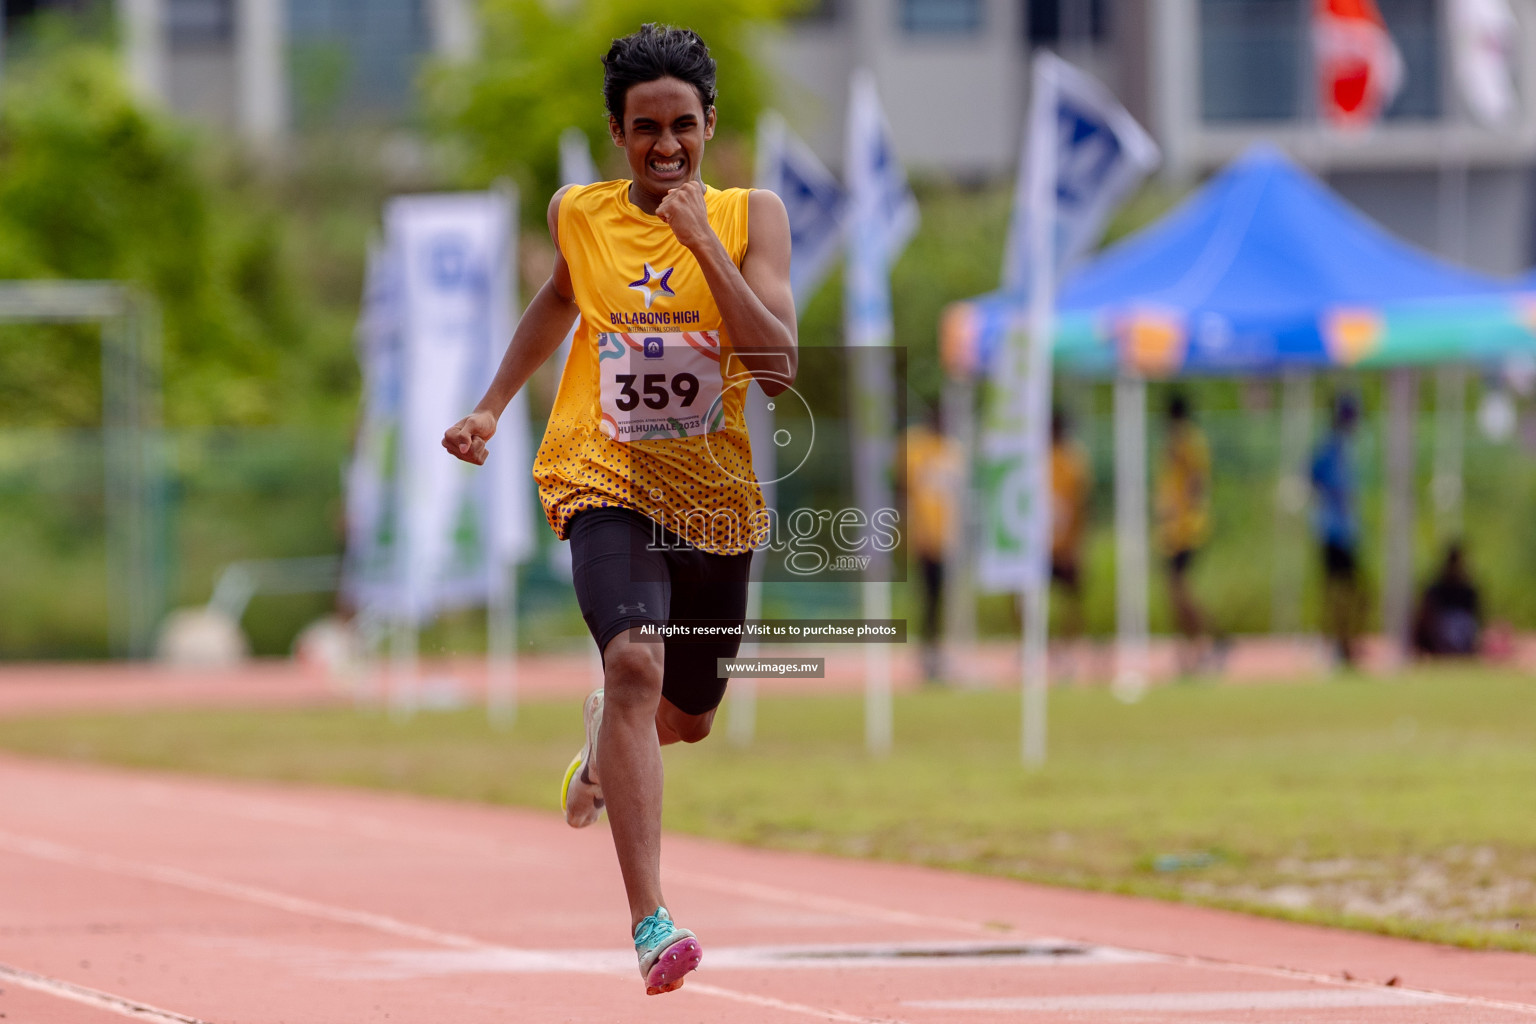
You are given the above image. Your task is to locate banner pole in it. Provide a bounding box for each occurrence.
[1021,56,1058,767]
[1113,374,1149,701]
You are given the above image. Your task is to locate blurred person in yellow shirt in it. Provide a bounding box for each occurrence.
[1049,409,1092,661]
[1155,392,1216,675]
[903,408,963,683]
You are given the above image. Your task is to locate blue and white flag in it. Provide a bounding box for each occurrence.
[842,69,916,594]
[844,68,919,349]
[1000,53,1160,295]
[755,111,846,311]
[980,53,1158,595]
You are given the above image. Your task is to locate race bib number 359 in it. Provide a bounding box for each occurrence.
[597,331,725,441]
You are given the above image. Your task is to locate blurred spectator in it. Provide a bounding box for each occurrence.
[1413,542,1483,657]
[1310,393,1366,667]
[903,407,963,684]
[1155,392,1215,675]
[1050,408,1092,657]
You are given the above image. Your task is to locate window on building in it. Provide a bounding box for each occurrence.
[167,0,235,46]
[1378,0,1440,119]
[287,0,432,125]
[1200,0,1440,123]
[901,0,983,34]
[1026,0,1110,44]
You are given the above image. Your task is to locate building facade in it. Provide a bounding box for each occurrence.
[110,0,471,144]
[770,0,1536,273]
[96,0,1536,272]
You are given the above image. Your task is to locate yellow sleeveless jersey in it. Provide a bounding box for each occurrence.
[533,180,763,555]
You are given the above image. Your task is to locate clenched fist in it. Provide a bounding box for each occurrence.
[442,410,498,465]
[655,181,714,251]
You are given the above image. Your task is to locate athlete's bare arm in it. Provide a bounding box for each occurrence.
[655,182,797,397]
[443,186,580,466]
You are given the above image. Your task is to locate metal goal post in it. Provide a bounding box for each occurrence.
[0,282,166,658]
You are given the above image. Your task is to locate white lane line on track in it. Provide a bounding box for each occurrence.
[684,981,903,1023]
[12,772,1535,1021]
[1148,951,1536,1019]
[685,868,1536,1018]
[907,988,1454,1012]
[0,961,212,1024]
[0,828,910,1024]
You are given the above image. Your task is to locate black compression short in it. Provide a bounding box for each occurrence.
[568,506,752,716]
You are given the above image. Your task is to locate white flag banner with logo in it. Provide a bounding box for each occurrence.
[845,69,918,579]
[756,110,847,311]
[560,127,602,189]
[342,241,405,612]
[385,190,530,622]
[978,53,1159,594]
[1451,0,1519,126]
[845,69,918,350]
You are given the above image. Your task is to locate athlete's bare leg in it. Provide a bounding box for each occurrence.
[598,630,715,930]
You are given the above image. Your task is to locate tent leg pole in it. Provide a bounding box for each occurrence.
[1433,365,1466,542]
[1114,374,1148,700]
[1383,368,1417,671]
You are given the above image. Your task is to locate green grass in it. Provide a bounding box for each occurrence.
[0,667,1533,952]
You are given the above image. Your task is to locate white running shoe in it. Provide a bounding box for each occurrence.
[559,688,604,828]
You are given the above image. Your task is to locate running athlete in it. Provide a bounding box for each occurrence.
[441,24,796,997]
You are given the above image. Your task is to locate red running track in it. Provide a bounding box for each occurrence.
[0,753,1533,1024]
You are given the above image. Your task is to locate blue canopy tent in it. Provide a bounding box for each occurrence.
[944,146,1534,379]
[942,146,1534,678]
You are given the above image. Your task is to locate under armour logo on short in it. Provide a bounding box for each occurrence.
[618,602,648,616]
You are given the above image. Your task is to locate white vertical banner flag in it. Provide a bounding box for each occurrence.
[980,53,1159,595]
[343,241,405,615]
[1001,54,1161,295]
[388,190,526,623]
[845,69,919,349]
[845,69,918,755]
[560,127,602,189]
[756,111,848,311]
[1451,0,1519,126]
[484,186,531,581]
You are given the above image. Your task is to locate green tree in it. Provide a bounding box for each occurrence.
[424,0,797,212]
[0,37,324,426]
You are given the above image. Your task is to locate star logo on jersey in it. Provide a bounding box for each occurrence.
[628,263,675,308]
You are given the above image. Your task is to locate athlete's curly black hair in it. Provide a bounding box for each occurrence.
[602,24,717,125]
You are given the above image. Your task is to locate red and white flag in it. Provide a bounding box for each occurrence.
[1314,0,1404,127]
[1451,0,1519,126]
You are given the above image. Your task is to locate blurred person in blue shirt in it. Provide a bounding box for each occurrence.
[1310,393,1365,667]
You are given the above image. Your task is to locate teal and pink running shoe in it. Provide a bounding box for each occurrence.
[634,907,701,995]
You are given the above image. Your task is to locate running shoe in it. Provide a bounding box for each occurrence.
[559,688,604,828]
[634,907,701,995]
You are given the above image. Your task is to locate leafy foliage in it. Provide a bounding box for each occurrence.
[0,38,323,426]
